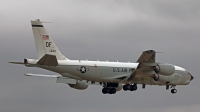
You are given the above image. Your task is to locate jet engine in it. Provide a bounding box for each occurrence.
[153,74,174,82]
[152,64,175,76]
[152,73,182,84]
[24,58,38,65]
[69,81,88,90]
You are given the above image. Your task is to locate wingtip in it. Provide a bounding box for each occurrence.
[143,50,156,53]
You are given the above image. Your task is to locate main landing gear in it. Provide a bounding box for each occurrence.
[102,88,116,94]
[102,83,118,94]
[123,84,137,91]
[166,85,177,94]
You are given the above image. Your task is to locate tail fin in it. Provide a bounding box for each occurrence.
[31,19,68,60]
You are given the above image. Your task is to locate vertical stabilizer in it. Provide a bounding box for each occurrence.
[31,19,68,60]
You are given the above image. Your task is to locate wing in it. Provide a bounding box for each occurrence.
[24,73,76,84]
[137,50,156,63]
[24,73,102,85]
[124,50,157,82]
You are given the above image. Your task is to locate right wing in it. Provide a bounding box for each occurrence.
[137,50,156,63]
[123,50,157,82]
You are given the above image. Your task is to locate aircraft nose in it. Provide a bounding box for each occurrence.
[190,74,194,81]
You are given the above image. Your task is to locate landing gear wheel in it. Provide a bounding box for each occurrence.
[171,89,177,94]
[110,88,116,94]
[132,85,137,91]
[130,86,134,91]
[130,85,137,91]
[102,88,107,94]
[123,85,128,91]
[106,88,110,93]
[126,84,131,90]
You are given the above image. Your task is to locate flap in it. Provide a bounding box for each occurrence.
[37,54,58,66]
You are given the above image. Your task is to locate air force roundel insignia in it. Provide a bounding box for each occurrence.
[77,66,89,73]
[80,66,86,73]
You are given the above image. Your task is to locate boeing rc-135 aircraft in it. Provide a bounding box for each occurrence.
[10,19,193,94]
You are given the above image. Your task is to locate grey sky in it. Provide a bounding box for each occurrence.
[0,0,200,112]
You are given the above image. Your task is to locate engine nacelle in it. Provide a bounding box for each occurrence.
[154,74,174,82]
[24,58,38,64]
[69,81,88,90]
[153,73,182,84]
[153,64,175,76]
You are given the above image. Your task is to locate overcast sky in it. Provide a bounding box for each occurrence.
[0,0,200,112]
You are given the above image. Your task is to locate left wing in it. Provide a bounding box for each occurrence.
[24,73,102,85]
[24,73,76,84]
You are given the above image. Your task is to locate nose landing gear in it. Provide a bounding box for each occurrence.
[171,89,177,94]
[170,85,177,94]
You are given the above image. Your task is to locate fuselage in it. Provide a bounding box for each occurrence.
[28,59,191,86]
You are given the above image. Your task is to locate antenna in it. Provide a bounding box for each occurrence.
[41,21,52,23]
[35,19,52,23]
[156,52,165,54]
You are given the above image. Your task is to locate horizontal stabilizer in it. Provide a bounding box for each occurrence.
[9,62,24,64]
[37,54,58,66]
